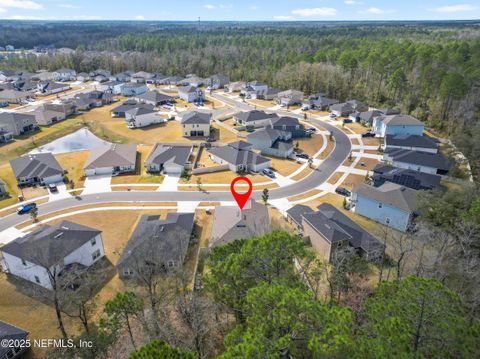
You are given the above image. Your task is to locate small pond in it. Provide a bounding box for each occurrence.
[30,128,111,154]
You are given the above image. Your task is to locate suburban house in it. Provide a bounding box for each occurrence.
[0,179,7,196]
[72,93,102,111]
[131,71,154,83]
[0,221,105,289]
[263,87,282,100]
[234,110,279,129]
[241,81,269,99]
[349,110,383,125]
[383,148,452,175]
[352,182,418,232]
[110,100,154,118]
[208,141,270,173]
[207,74,230,89]
[117,212,194,279]
[0,112,38,136]
[286,204,314,231]
[181,111,211,137]
[209,200,271,247]
[11,79,38,92]
[52,68,76,82]
[90,69,111,79]
[10,153,65,186]
[44,101,76,116]
[247,128,294,158]
[0,126,13,143]
[0,70,24,82]
[384,134,438,153]
[88,90,115,105]
[83,143,137,176]
[0,89,30,104]
[36,81,70,95]
[145,144,193,175]
[331,102,354,117]
[98,81,124,95]
[120,82,148,97]
[181,75,205,87]
[178,86,204,103]
[76,72,91,82]
[301,203,384,262]
[125,107,166,129]
[270,116,306,138]
[308,93,339,110]
[163,76,185,85]
[133,90,174,107]
[224,81,245,93]
[109,71,132,83]
[0,320,29,359]
[372,164,442,191]
[346,99,368,113]
[32,108,66,126]
[276,89,304,106]
[373,114,424,137]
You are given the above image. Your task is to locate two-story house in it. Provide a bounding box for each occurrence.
[52,68,76,82]
[373,114,424,137]
[181,111,211,137]
[124,107,166,129]
[178,86,204,103]
[233,110,279,129]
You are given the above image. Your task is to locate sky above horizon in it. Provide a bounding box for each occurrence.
[0,0,479,21]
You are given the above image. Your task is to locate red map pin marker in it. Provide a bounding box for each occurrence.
[230,176,253,210]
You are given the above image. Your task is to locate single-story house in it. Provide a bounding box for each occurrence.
[131,71,153,83]
[0,112,38,136]
[44,101,76,116]
[181,75,205,87]
[1,220,105,289]
[178,86,204,103]
[109,71,132,83]
[120,82,148,97]
[162,76,185,85]
[98,81,124,95]
[346,99,368,113]
[32,108,66,126]
[133,90,174,107]
[330,102,354,117]
[90,69,111,78]
[352,182,418,232]
[207,74,230,90]
[76,72,91,82]
[302,203,384,262]
[36,81,70,95]
[373,114,424,137]
[181,111,211,137]
[276,89,304,106]
[383,148,452,175]
[125,107,166,129]
[208,141,270,173]
[10,153,65,186]
[0,320,29,359]
[0,89,30,104]
[117,212,194,279]
[247,128,294,158]
[372,164,442,191]
[269,116,306,138]
[384,134,438,153]
[145,144,193,174]
[209,200,271,247]
[72,94,102,111]
[308,94,339,110]
[233,110,279,128]
[52,68,76,82]
[83,143,137,176]
[88,90,115,105]
[110,100,154,118]
[349,110,383,125]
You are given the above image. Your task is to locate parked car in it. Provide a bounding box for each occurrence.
[343,118,353,124]
[361,131,375,138]
[296,153,309,160]
[335,187,351,197]
[330,113,337,118]
[48,183,58,193]
[307,127,317,132]
[16,202,37,215]
[262,168,275,178]
[301,104,310,111]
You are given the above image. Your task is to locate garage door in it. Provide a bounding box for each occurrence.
[92,167,113,176]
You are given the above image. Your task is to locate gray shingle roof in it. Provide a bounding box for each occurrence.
[0,320,28,357]
[181,111,211,125]
[84,143,137,170]
[178,85,200,94]
[353,182,418,213]
[208,141,270,167]
[234,110,278,124]
[385,148,451,170]
[135,90,173,103]
[247,128,286,142]
[145,144,192,167]
[331,102,354,113]
[381,114,424,126]
[385,134,438,150]
[10,153,64,180]
[286,204,314,227]
[372,164,442,191]
[117,212,194,268]
[303,203,383,252]
[1,220,101,267]
[125,107,156,117]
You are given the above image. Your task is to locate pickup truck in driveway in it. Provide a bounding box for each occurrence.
[16,202,37,215]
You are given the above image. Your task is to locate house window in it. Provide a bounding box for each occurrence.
[34,275,40,284]
[21,258,27,266]
[378,203,383,209]
[168,260,175,268]
[90,237,96,246]
[123,268,133,276]
[92,249,101,261]
[386,218,391,224]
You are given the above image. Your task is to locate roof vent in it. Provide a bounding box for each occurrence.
[54,232,63,238]
[61,226,69,230]
[160,226,165,232]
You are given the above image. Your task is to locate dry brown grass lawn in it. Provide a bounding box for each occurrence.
[341,174,365,190]
[247,99,275,108]
[327,172,344,185]
[351,138,360,145]
[111,186,160,192]
[345,122,370,134]
[212,123,238,144]
[295,134,324,157]
[362,137,381,146]
[185,170,266,185]
[290,166,314,181]
[317,141,335,160]
[55,150,89,189]
[308,110,329,117]
[288,189,322,202]
[355,157,380,171]
[267,157,302,177]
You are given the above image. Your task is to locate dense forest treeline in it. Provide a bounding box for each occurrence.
[1,22,479,178]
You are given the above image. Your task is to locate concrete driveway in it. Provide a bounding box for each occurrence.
[157,174,181,192]
[48,183,72,202]
[82,175,112,195]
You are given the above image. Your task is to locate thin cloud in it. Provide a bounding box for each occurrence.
[345,0,363,4]
[359,7,396,14]
[203,4,215,9]
[59,4,80,9]
[135,15,145,20]
[292,7,337,17]
[250,5,258,10]
[0,0,43,10]
[273,15,295,20]
[430,4,478,13]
